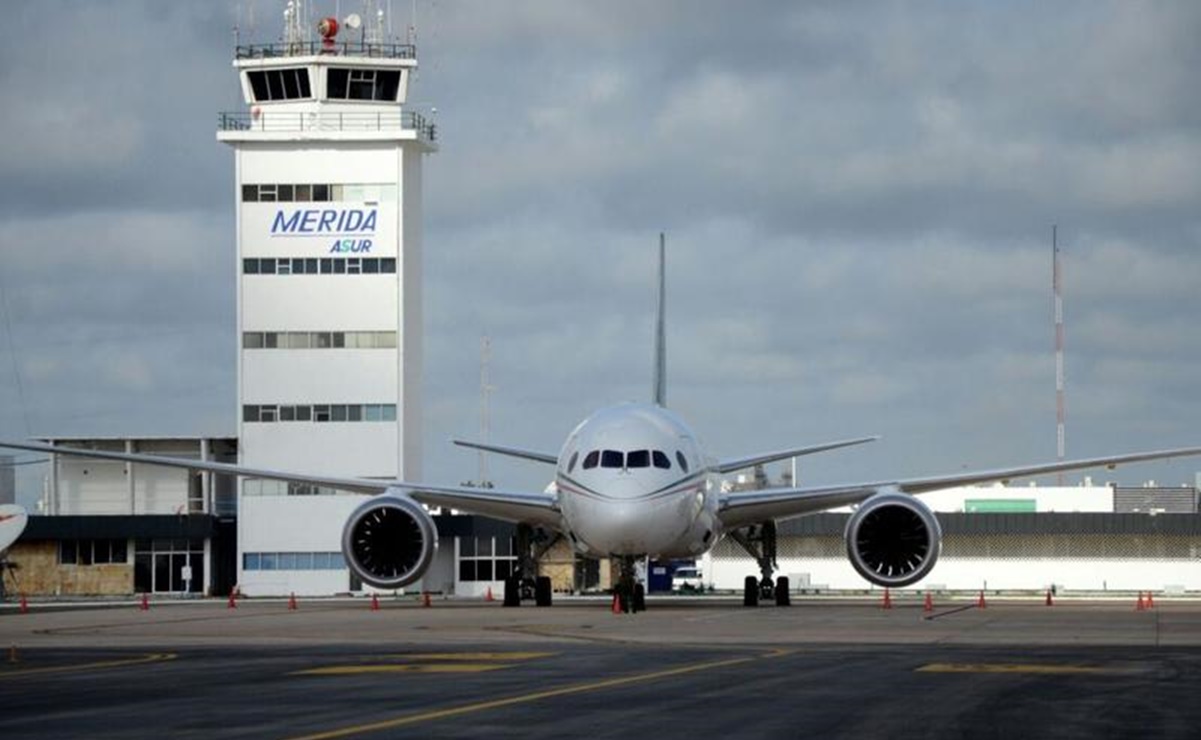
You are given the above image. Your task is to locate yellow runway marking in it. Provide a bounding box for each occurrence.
[917,663,1106,675]
[388,652,555,661]
[295,663,510,675]
[287,650,788,740]
[0,652,177,679]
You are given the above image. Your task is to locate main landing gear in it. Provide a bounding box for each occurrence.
[730,521,790,607]
[503,523,559,607]
[612,555,646,613]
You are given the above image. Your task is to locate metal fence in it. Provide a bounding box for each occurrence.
[218,110,436,142]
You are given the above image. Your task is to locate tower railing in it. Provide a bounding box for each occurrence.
[235,42,416,59]
[218,110,436,142]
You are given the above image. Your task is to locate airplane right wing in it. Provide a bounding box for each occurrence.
[714,436,879,474]
[718,444,1201,530]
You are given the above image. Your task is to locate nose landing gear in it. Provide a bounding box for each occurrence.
[731,521,790,607]
[502,523,559,607]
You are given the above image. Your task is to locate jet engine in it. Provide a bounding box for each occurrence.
[341,494,437,589]
[844,489,942,588]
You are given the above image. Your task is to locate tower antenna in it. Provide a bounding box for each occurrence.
[1053,226,1066,484]
[479,335,494,486]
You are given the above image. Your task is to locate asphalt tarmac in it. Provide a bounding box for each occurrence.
[3,595,1201,738]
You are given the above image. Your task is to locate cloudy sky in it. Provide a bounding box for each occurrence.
[1,1,1199,507]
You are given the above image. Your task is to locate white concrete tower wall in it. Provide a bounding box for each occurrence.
[218,22,435,596]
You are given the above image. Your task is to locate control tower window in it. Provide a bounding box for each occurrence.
[247,68,312,102]
[327,68,401,102]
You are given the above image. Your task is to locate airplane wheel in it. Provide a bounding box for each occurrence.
[633,583,646,612]
[743,576,759,607]
[759,577,776,602]
[535,576,553,607]
[775,576,791,606]
[503,577,520,607]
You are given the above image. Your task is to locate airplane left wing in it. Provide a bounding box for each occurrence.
[451,439,558,465]
[718,445,1201,530]
[404,484,560,528]
[0,439,561,528]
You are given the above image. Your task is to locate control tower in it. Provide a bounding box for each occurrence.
[218,5,436,594]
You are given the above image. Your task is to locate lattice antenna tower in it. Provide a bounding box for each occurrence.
[1053,226,1066,484]
[282,0,310,47]
[479,335,494,486]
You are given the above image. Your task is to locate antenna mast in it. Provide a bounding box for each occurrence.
[479,335,494,486]
[1053,226,1066,484]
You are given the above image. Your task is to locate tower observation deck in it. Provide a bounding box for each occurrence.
[220,9,436,595]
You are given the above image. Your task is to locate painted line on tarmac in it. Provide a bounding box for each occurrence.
[917,663,1108,675]
[291,651,556,676]
[922,604,978,620]
[295,663,511,675]
[286,649,791,740]
[386,652,556,661]
[0,652,176,679]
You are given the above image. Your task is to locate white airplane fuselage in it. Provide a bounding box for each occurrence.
[554,403,723,559]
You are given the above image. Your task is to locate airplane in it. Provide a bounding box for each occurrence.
[2,236,1200,610]
[0,503,29,599]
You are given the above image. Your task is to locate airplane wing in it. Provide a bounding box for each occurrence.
[0,439,560,528]
[451,439,558,465]
[714,436,879,474]
[0,504,29,553]
[717,445,1201,530]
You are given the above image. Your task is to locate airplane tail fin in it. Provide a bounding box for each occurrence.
[653,232,667,407]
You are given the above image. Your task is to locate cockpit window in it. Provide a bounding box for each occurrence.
[583,451,599,469]
[653,451,671,469]
[626,450,650,468]
[567,451,579,473]
[601,450,624,468]
[676,451,689,473]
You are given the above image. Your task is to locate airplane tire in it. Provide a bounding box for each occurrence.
[503,577,520,607]
[743,576,759,607]
[535,576,553,607]
[633,583,646,612]
[775,576,791,606]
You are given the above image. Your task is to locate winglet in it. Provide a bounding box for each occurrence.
[653,232,667,408]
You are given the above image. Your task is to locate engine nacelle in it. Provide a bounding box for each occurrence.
[341,494,437,590]
[844,489,942,588]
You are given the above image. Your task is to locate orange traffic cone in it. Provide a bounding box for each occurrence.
[977,591,987,609]
[370,593,380,611]
[1045,590,1053,606]
[227,592,238,609]
[1135,592,1146,611]
[881,588,893,609]
[1146,592,1155,608]
[923,592,933,612]
[18,595,28,614]
[139,593,150,611]
[288,592,298,611]
[611,593,622,614]
[422,591,432,608]
[485,586,494,602]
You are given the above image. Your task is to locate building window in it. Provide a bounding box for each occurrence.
[326,68,401,102]
[242,404,397,423]
[59,538,129,566]
[242,257,396,275]
[243,551,346,570]
[247,68,313,102]
[457,536,516,582]
[243,331,398,350]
